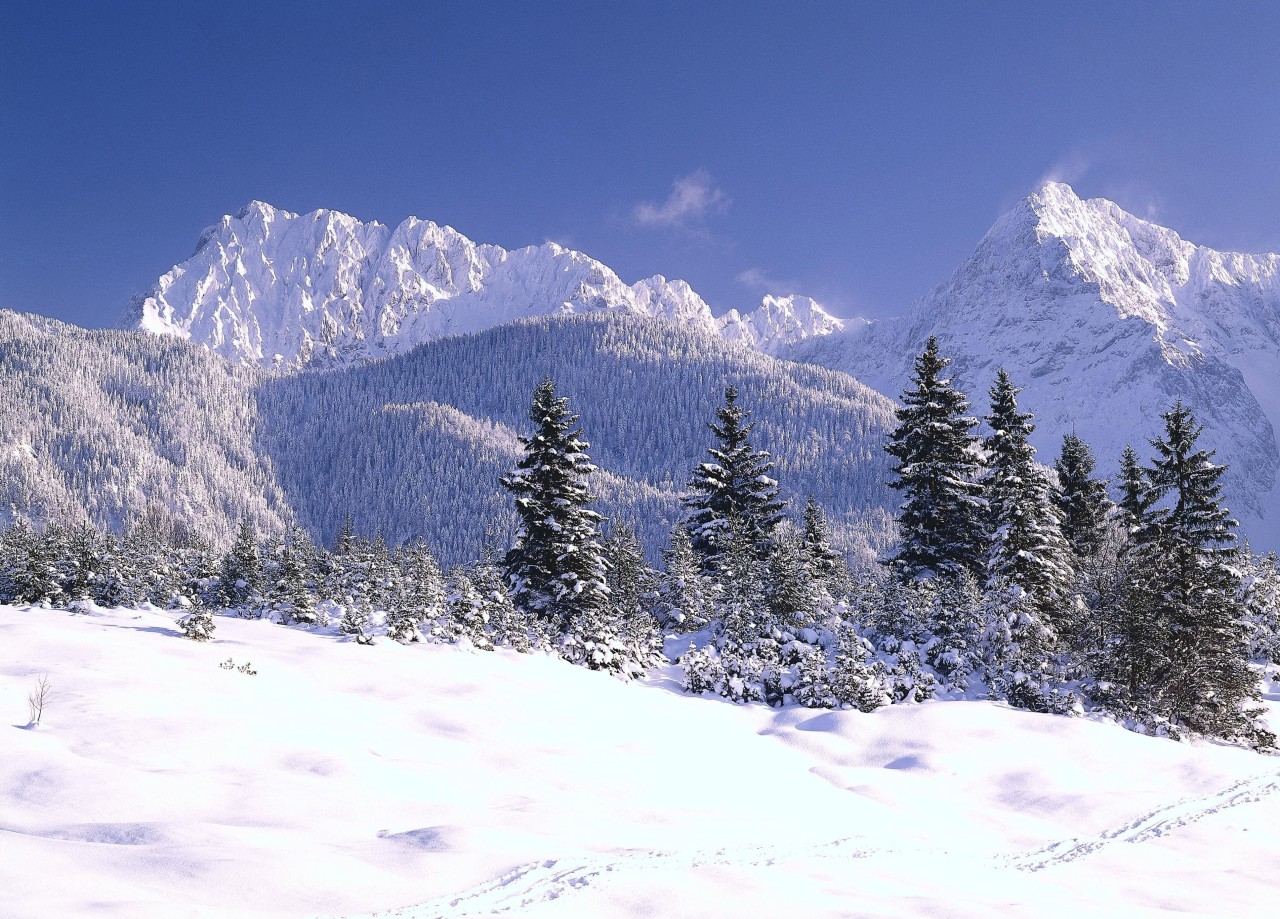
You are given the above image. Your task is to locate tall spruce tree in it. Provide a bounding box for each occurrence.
[1053,432,1113,562]
[501,378,610,633]
[982,369,1074,618]
[683,385,784,573]
[1145,403,1267,742]
[885,337,984,581]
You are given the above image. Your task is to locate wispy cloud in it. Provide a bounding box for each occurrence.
[736,267,796,295]
[1038,150,1091,189]
[632,169,730,230]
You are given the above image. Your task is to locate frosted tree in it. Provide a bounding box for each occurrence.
[1096,445,1167,705]
[501,378,610,634]
[830,623,891,712]
[178,594,216,642]
[982,369,1074,620]
[445,567,493,650]
[656,526,714,632]
[766,523,823,638]
[802,495,848,596]
[683,385,784,573]
[981,580,1069,713]
[218,518,261,611]
[1053,432,1112,562]
[339,594,374,645]
[1145,403,1267,743]
[885,337,984,581]
[387,539,446,643]
[58,522,101,603]
[604,523,665,675]
[272,526,318,625]
[0,520,64,604]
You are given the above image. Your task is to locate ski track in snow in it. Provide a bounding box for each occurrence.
[347,769,1280,918]
[1003,768,1280,872]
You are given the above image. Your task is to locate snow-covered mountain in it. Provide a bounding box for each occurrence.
[790,181,1280,549]
[125,202,843,368]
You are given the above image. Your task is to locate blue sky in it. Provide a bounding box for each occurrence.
[3,1,1279,328]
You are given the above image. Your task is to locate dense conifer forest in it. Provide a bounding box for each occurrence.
[3,334,1276,746]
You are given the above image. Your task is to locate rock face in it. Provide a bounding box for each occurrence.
[790,181,1280,548]
[124,201,843,368]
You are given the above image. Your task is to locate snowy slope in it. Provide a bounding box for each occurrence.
[3,603,1277,918]
[124,202,843,368]
[790,182,1280,550]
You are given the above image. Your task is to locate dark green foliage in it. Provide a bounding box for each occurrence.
[657,526,714,631]
[683,385,785,572]
[802,496,848,596]
[502,378,610,632]
[219,518,261,609]
[1053,432,1112,561]
[982,369,1074,620]
[1144,404,1267,742]
[885,337,984,581]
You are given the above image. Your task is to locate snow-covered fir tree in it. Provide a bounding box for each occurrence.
[1144,403,1269,743]
[682,385,784,573]
[1053,432,1112,562]
[501,378,610,634]
[802,495,848,596]
[177,594,215,641]
[656,526,713,632]
[444,567,493,650]
[1096,444,1168,706]
[982,369,1074,620]
[603,523,665,676]
[884,337,984,581]
[829,622,891,712]
[219,518,261,611]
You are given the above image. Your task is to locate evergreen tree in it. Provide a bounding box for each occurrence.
[474,548,530,652]
[765,523,823,638]
[982,369,1074,619]
[219,518,261,610]
[501,378,610,633]
[338,594,374,644]
[885,337,984,581]
[273,526,318,625]
[387,539,446,643]
[1100,445,1167,704]
[657,526,713,632]
[445,567,492,650]
[1053,432,1112,561]
[178,594,215,641]
[603,523,664,676]
[802,495,847,596]
[829,623,891,712]
[1145,403,1267,742]
[683,385,784,572]
[0,520,40,603]
[59,521,101,602]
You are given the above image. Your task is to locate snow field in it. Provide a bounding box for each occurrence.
[2,604,1276,918]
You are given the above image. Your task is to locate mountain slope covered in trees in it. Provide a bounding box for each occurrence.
[0,310,895,563]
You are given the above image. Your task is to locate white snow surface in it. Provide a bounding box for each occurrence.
[124,202,843,368]
[790,181,1280,550]
[3,603,1278,918]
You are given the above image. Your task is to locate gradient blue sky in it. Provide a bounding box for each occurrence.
[3,1,1279,328]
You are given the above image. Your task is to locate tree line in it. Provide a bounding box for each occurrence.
[2,336,1276,745]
